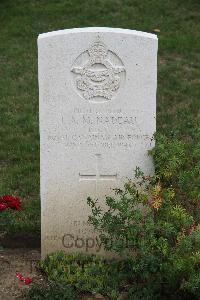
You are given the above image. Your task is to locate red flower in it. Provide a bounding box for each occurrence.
[0,203,8,211]
[16,272,32,285]
[0,195,21,210]
[23,277,32,285]
[16,272,24,280]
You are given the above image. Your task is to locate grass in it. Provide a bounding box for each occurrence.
[0,0,199,234]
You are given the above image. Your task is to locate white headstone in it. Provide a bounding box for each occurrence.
[38,27,158,257]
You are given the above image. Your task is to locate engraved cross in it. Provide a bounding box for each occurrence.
[79,154,117,195]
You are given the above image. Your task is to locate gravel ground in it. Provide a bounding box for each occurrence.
[0,248,41,300]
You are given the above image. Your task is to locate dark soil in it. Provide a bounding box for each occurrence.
[0,233,40,249]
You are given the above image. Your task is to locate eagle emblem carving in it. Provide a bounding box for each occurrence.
[71,41,125,102]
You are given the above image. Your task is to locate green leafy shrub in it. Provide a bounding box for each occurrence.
[150,133,186,181]
[39,252,128,299]
[34,133,200,299]
[87,166,200,299]
[24,282,76,300]
[151,133,200,219]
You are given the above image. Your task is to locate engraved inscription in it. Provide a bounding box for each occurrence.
[71,40,126,102]
[47,133,151,149]
[47,107,154,149]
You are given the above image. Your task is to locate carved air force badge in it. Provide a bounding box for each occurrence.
[71,41,126,102]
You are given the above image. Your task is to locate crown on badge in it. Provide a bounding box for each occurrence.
[88,41,108,61]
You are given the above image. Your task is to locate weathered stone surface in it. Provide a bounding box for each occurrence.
[38,27,158,257]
